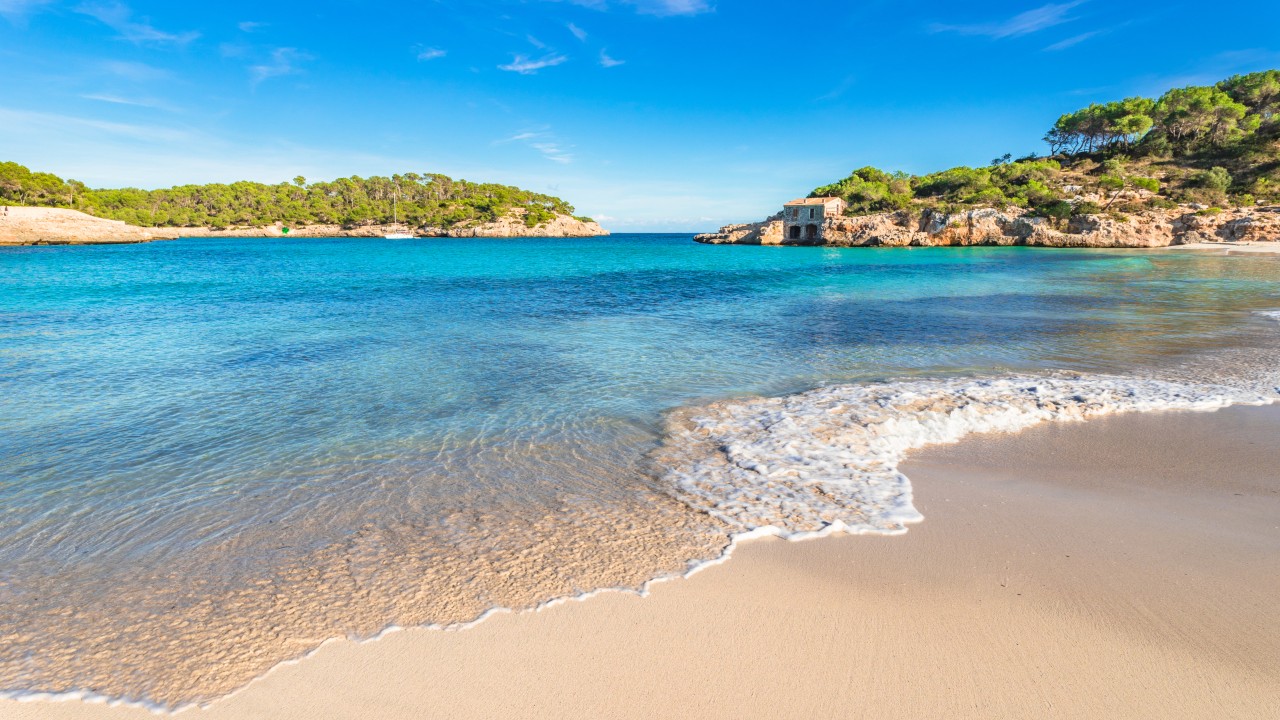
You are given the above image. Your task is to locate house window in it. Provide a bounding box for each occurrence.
[809,207,816,219]
[790,208,799,219]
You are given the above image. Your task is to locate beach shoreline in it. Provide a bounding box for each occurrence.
[0,206,607,245]
[1158,240,1280,254]
[7,402,1278,720]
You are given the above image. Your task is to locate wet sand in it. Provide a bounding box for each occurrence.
[7,404,1279,720]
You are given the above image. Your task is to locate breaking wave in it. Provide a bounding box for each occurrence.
[658,373,1276,538]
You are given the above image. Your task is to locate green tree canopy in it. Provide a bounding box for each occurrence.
[1152,85,1259,150]
[1218,70,1280,122]
[1044,97,1155,154]
[0,164,582,229]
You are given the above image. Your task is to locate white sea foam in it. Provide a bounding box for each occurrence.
[660,373,1276,537]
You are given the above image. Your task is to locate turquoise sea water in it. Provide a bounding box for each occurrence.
[2,234,1280,707]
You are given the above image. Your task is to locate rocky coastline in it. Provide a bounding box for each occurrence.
[0,206,606,246]
[694,205,1280,249]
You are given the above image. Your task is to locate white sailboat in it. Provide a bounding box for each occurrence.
[385,187,415,239]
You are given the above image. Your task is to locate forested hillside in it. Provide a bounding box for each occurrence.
[0,167,587,229]
[811,70,1280,220]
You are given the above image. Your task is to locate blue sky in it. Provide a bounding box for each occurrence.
[2,1,1279,232]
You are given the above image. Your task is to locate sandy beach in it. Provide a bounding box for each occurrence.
[6,403,1277,720]
[1163,241,1280,254]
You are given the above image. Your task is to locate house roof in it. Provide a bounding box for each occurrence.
[784,197,844,206]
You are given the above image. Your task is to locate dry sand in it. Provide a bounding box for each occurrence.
[6,404,1279,720]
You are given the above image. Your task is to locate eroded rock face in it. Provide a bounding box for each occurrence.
[1175,210,1280,244]
[1059,213,1175,248]
[914,209,1024,246]
[694,205,1280,249]
[439,212,607,238]
[1174,213,1224,244]
[183,210,608,239]
[693,216,783,245]
[824,212,917,246]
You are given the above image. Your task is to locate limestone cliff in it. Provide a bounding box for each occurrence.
[694,206,1280,249]
[0,206,606,246]
[178,211,606,239]
[436,210,607,238]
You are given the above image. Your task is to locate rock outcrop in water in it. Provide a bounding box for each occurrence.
[694,206,1280,248]
[0,206,606,245]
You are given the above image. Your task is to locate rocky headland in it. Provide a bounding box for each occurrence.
[0,207,606,246]
[695,69,1280,252]
[694,205,1280,249]
[0,207,172,245]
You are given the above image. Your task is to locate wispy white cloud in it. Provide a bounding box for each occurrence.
[0,106,408,191]
[1065,85,1114,96]
[76,2,200,44]
[1211,48,1280,68]
[498,53,568,74]
[567,22,588,41]
[531,142,573,164]
[931,1,1085,39]
[417,47,447,61]
[238,20,266,33]
[0,106,193,145]
[0,0,53,23]
[1044,30,1100,51]
[249,47,310,86]
[81,93,179,112]
[599,49,624,68]
[555,0,712,17]
[496,129,574,164]
[633,0,712,15]
[527,34,548,50]
[99,59,171,81]
[816,75,855,101]
[82,92,145,106]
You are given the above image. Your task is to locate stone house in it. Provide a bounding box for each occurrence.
[782,197,847,241]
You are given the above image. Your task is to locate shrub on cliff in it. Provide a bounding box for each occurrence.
[1193,167,1234,192]
[811,166,914,214]
[910,161,1065,211]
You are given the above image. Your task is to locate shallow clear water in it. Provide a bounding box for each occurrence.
[2,235,1280,707]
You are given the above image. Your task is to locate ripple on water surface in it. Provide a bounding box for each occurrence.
[1,237,1279,708]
